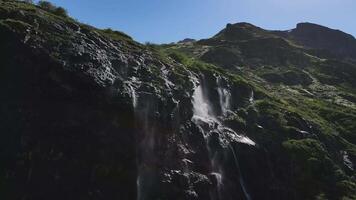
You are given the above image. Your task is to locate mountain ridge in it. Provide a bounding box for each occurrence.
[205,21,356,61]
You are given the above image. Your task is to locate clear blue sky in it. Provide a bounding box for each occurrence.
[36,0,355,44]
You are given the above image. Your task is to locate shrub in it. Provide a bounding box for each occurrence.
[102,28,133,41]
[37,0,56,11]
[53,7,68,17]
[168,51,188,64]
[37,1,68,17]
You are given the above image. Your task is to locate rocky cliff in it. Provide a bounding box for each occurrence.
[0,1,355,200]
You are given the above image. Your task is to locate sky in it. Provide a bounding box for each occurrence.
[36,0,356,44]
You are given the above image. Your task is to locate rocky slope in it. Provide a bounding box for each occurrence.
[0,1,355,200]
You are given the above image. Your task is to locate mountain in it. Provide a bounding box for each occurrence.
[0,1,355,200]
[178,38,196,44]
[274,22,356,60]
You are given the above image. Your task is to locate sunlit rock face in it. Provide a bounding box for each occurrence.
[1,2,356,200]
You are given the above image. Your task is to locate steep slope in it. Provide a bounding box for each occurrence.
[0,2,355,200]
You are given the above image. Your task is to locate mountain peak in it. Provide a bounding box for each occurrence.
[294,22,355,39]
[177,38,196,44]
[296,22,327,29]
[214,22,271,41]
[284,22,356,59]
[226,22,257,28]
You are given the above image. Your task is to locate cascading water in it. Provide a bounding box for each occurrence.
[126,76,148,200]
[191,74,255,200]
[133,70,255,200]
[136,102,156,200]
[191,76,216,124]
[135,95,158,200]
[249,90,254,104]
[191,75,223,199]
[128,84,137,108]
[216,76,231,117]
[126,77,141,109]
[191,75,255,145]
[126,78,141,200]
[229,145,252,200]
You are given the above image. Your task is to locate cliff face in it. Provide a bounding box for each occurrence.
[0,2,355,200]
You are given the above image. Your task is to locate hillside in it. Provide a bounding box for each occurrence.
[0,1,355,200]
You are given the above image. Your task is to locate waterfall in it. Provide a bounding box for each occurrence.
[249,90,254,104]
[191,74,255,145]
[128,84,137,108]
[135,101,156,200]
[216,76,231,117]
[125,77,139,199]
[127,77,140,108]
[191,76,217,125]
[191,74,254,200]
[229,145,252,200]
[137,175,142,200]
[126,77,150,200]
[129,79,140,200]
[191,75,223,199]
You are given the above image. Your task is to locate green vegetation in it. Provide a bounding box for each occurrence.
[283,139,336,198]
[100,28,133,41]
[0,18,31,33]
